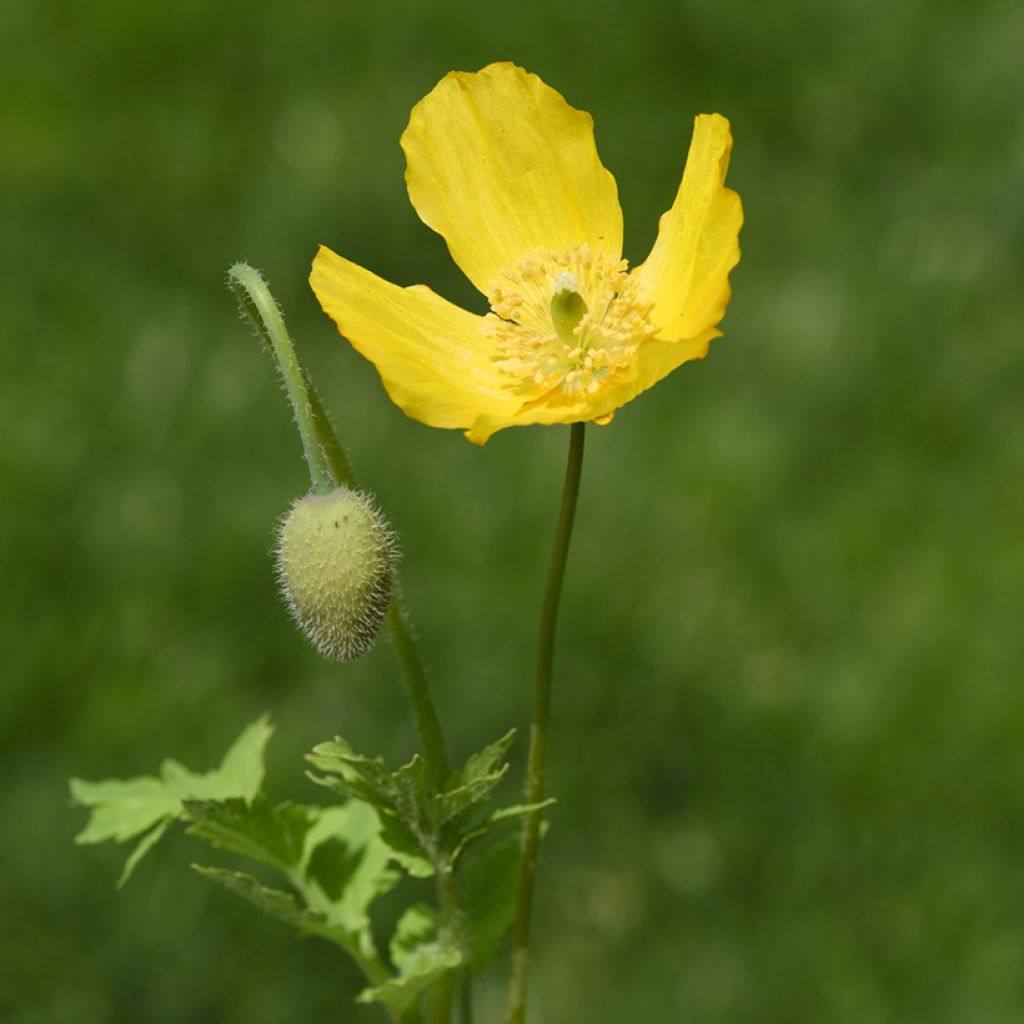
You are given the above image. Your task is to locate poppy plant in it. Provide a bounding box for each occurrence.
[310,61,742,444]
[72,60,747,1024]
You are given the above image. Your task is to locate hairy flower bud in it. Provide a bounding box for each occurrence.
[275,487,396,662]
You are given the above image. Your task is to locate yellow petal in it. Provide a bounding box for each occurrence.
[310,246,523,431]
[466,390,594,445]
[631,327,719,391]
[632,114,742,342]
[401,62,623,297]
[463,327,720,444]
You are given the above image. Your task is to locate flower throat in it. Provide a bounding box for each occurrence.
[482,244,655,402]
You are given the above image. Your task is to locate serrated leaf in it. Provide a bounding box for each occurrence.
[301,802,399,933]
[436,729,516,826]
[70,716,274,884]
[436,768,509,827]
[376,813,434,877]
[308,740,441,874]
[193,865,358,952]
[305,768,348,797]
[448,799,556,868]
[390,754,434,828]
[162,715,272,804]
[70,776,180,844]
[185,797,315,875]
[357,943,462,1016]
[312,746,436,836]
[186,796,398,940]
[308,743,396,806]
[383,842,435,879]
[307,767,436,876]
[216,715,274,799]
[303,770,436,876]
[456,729,516,784]
[306,737,355,768]
[308,732,529,881]
[389,903,437,973]
[464,833,521,972]
[487,800,556,826]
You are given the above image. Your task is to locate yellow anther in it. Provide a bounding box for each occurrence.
[482,245,654,404]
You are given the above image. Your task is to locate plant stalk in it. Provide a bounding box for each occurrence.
[506,423,586,1024]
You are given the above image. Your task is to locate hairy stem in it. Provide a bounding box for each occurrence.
[387,598,451,784]
[228,263,333,495]
[228,262,450,784]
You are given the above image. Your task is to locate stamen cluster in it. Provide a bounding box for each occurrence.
[482,245,654,401]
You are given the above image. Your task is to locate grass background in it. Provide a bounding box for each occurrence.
[3,0,1023,1020]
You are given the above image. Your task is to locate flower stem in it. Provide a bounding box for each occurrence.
[228,261,450,785]
[506,423,586,1024]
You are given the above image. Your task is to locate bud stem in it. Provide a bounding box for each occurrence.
[506,422,586,1024]
[228,262,450,784]
[228,263,335,496]
[307,383,357,489]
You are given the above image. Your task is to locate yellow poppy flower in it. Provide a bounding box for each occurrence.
[310,62,742,444]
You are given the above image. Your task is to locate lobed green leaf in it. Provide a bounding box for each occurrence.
[70,776,180,845]
[308,729,526,878]
[69,715,273,883]
[160,714,273,804]
[185,797,315,875]
[389,903,437,973]
[436,729,516,826]
[300,801,399,934]
[192,865,360,953]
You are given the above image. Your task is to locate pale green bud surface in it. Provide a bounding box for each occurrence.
[276,487,396,662]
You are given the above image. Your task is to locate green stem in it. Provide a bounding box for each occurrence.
[307,383,357,488]
[426,864,467,1024]
[423,856,471,1024]
[227,263,333,496]
[459,960,474,1024]
[227,262,450,784]
[506,423,586,1024]
[425,960,457,1024]
[387,598,451,784]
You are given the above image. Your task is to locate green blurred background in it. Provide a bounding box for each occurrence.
[3,0,1023,1020]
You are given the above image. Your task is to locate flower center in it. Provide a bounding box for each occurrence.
[482,245,654,401]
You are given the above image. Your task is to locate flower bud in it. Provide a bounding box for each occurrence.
[275,487,396,662]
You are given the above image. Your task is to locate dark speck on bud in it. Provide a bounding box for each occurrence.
[275,487,396,662]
